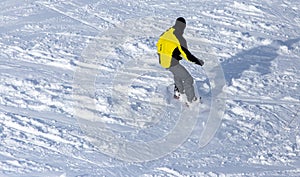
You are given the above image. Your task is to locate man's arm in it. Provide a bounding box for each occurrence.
[181,46,204,66]
[175,32,204,66]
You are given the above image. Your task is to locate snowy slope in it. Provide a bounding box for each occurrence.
[0,0,300,176]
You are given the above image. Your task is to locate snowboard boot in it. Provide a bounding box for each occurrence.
[173,85,183,100]
[186,96,201,107]
[174,90,181,99]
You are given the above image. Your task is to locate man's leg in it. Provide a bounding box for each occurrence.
[183,74,195,102]
[169,65,184,94]
[169,64,195,102]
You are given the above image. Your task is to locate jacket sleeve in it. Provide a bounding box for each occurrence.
[175,32,204,66]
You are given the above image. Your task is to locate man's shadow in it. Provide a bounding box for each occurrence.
[221,37,300,86]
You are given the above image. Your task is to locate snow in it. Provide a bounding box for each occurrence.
[1,0,300,176]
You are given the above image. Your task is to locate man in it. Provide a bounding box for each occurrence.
[156,17,204,106]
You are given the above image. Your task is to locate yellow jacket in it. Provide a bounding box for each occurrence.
[156,27,202,68]
[156,27,187,68]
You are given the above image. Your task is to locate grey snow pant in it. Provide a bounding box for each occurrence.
[169,64,195,102]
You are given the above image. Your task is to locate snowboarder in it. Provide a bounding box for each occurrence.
[156,17,204,106]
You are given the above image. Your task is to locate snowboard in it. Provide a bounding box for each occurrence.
[166,84,202,108]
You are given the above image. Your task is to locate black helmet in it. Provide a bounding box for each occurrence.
[176,17,186,24]
[174,17,186,35]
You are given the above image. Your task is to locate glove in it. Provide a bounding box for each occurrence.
[197,59,204,66]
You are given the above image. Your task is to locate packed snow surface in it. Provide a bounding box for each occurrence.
[0,0,300,176]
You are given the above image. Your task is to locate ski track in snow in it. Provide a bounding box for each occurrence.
[0,0,300,176]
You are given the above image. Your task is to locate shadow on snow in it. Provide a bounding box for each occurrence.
[221,37,300,86]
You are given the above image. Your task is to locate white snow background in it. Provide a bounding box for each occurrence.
[0,0,300,176]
